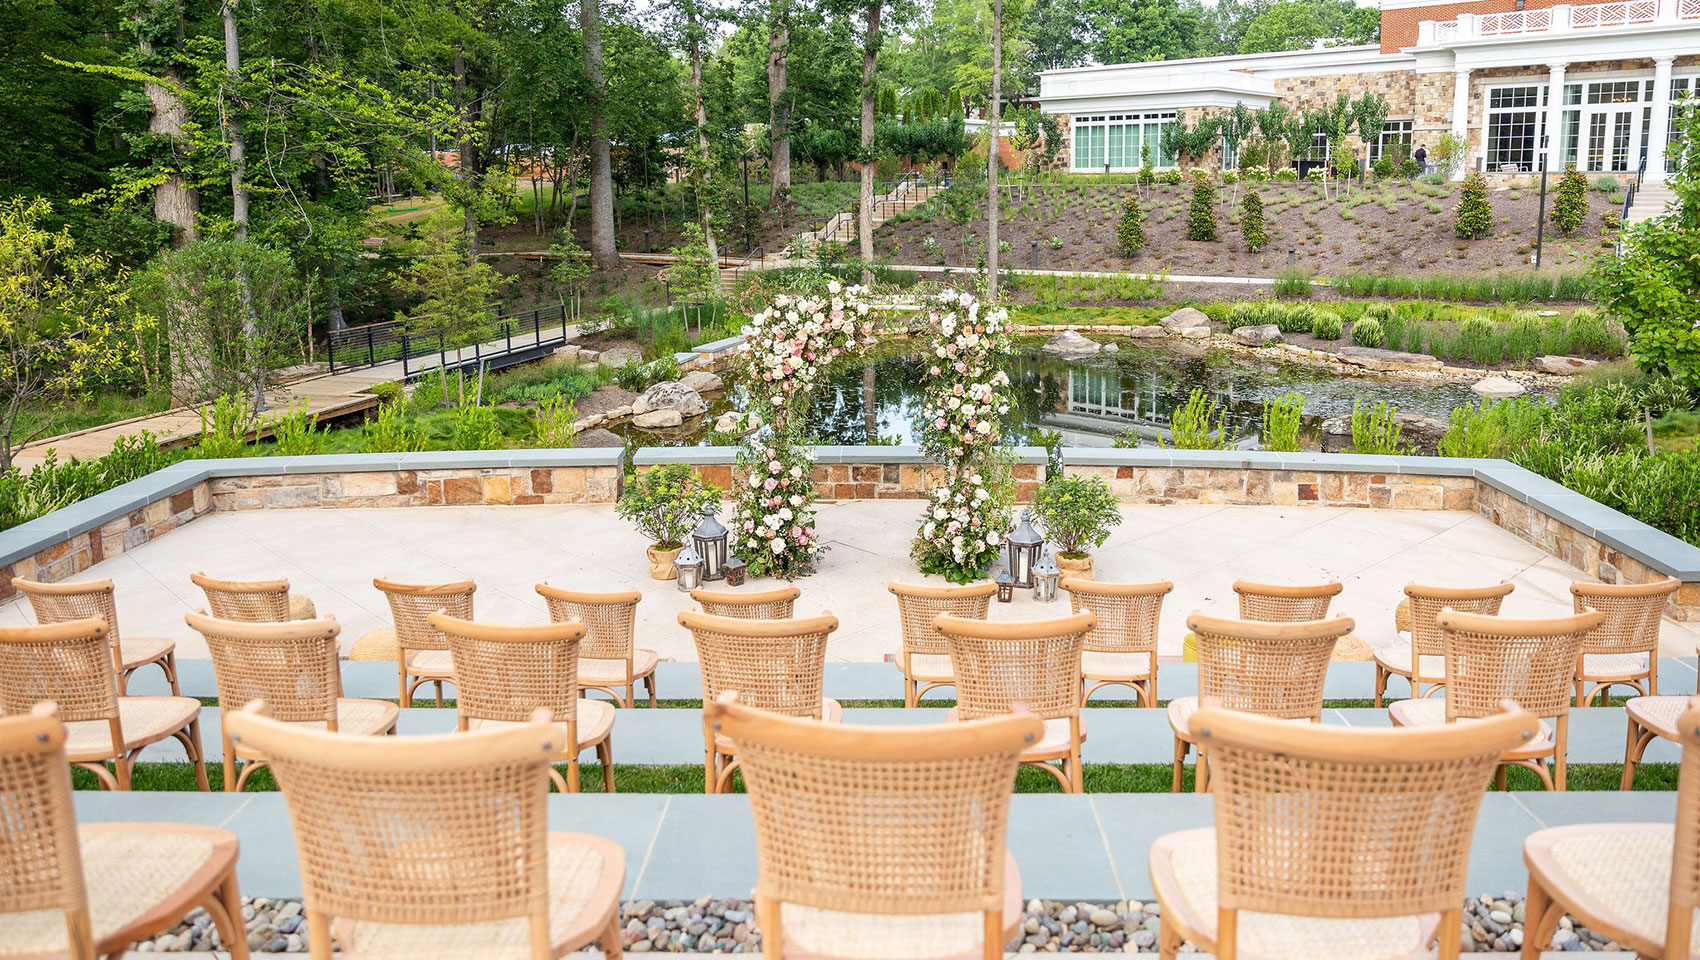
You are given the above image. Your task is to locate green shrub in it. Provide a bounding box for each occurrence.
[193,395,257,460]
[1240,191,1268,251]
[1272,269,1313,299]
[266,402,326,457]
[1187,175,1219,241]
[530,395,579,449]
[1030,475,1123,557]
[1457,314,1502,365]
[362,400,426,453]
[1506,311,1543,365]
[1552,166,1588,235]
[1227,302,1265,329]
[1309,311,1343,340]
[1274,302,1318,334]
[615,461,722,549]
[1438,401,1502,458]
[0,434,179,532]
[1274,168,1298,181]
[449,404,504,450]
[1259,392,1305,452]
[1352,316,1387,348]
[1160,388,1237,450]
[1350,400,1403,454]
[1360,302,1395,324]
[1160,169,1184,185]
[1454,170,1493,239]
[1116,196,1146,257]
[1592,174,1620,192]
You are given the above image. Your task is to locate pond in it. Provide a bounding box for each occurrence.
[606,339,1488,449]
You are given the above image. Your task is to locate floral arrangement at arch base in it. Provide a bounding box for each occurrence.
[910,288,1018,583]
[727,279,878,579]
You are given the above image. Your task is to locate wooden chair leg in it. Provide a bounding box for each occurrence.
[1195,749,1210,794]
[1519,877,1550,960]
[904,677,917,709]
[164,652,181,696]
[1171,737,1186,793]
[184,717,210,791]
[704,749,718,795]
[624,684,635,709]
[1666,902,1692,960]
[306,910,334,960]
[567,755,581,793]
[117,668,131,697]
[601,909,625,959]
[1158,903,1181,960]
[598,738,616,793]
[115,755,134,791]
[1495,764,1508,791]
[217,868,251,960]
[222,735,239,793]
[434,680,444,708]
[645,673,657,708]
[1069,745,1084,793]
[1374,666,1387,708]
[757,896,782,960]
[982,909,1003,960]
[1216,908,1237,960]
[1437,906,1462,960]
[1555,715,1568,791]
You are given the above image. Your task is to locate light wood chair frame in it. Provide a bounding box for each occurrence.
[0,618,208,792]
[1232,579,1342,622]
[13,577,179,696]
[1171,612,1353,794]
[374,577,476,708]
[690,585,800,619]
[190,572,298,622]
[184,610,397,792]
[1064,578,1173,707]
[1153,702,1539,960]
[1570,578,1681,706]
[1621,694,1692,791]
[536,584,655,708]
[223,701,626,960]
[0,703,250,960]
[933,611,1095,793]
[706,692,1042,960]
[1373,581,1515,707]
[429,611,615,794]
[888,580,998,707]
[678,608,840,794]
[1521,697,1700,959]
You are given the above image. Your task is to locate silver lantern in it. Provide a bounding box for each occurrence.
[1033,551,1062,603]
[691,506,730,581]
[1005,509,1045,588]
[674,544,705,592]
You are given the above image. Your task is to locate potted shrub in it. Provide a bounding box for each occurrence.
[616,462,722,579]
[1030,475,1122,581]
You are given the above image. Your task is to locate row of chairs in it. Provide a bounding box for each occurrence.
[8,693,1699,960]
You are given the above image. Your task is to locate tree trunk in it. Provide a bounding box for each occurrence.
[582,0,618,269]
[454,49,479,255]
[220,0,265,413]
[140,0,202,402]
[766,1,791,218]
[858,0,880,286]
[689,14,723,296]
[986,0,1001,301]
[862,365,876,440]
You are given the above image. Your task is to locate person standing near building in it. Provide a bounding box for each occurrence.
[1413,144,1428,174]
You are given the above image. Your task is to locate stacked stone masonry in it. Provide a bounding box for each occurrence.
[0,482,211,602]
[639,461,1048,502]
[207,467,621,512]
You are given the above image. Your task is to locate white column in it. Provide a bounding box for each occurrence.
[1451,67,1472,179]
[1545,62,1568,174]
[1646,56,1675,182]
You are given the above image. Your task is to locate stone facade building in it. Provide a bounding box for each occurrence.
[1037,0,1700,181]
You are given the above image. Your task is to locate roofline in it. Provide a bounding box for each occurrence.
[1037,43,1390,78]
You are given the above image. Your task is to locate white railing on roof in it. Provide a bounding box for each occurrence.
[1420,0,1698,43]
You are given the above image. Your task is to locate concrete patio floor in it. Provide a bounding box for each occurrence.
[6,500,1697,661]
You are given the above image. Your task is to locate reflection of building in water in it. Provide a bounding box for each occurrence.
[1045,365,1254,448]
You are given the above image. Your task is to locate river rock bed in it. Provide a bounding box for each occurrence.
[132,892,1623,953]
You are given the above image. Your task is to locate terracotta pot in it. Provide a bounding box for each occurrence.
[1056,552,1095,582]
[647,544,684,581]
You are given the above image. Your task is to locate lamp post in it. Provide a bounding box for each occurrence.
[674,545,705,592]
[691,506,729,581]
[1006,509,1044,588]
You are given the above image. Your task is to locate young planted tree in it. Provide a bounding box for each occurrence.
[1454,169,1493,239]
[1116,195,1145,257]
[1552,165,1589,235]
[1353,92,1391,180]
[1187,172,1218,241]
[1219,101,1253,171]
[1240,190,1268,250]
[391,213,502,396]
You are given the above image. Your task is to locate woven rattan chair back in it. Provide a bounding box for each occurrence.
[706,692,1041,918]
[0,704,86,926]
[690,585,799,620]
[889,581,998,658]
[1189,613,1354,721]
[184,611,342,724]
[1436,610,1604,720]
[1570,578,1680,657]
[1404,582,1513,657]
[429,613,587,726]
[678,610,838,718]
[933,613,1095,722]
[12,578,124,660]
[222,700,558,935]
[191,573,293,622]
[1232,580,1342,622]
[1064,580,1172,654]
[1671,701,1700,932]
[0,619,118,726]
[535,585,639,661]
[373,578,476,654]
[1190,702,1536,920]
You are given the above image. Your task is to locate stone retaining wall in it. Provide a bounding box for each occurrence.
[631,447,1051,502]
[207,466,621,511]
[2,481,212,591]
[1063,463,1476,510]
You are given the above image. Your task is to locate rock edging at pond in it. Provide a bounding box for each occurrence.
[1042,330,1103,359]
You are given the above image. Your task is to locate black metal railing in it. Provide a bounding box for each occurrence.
[1616,156,1648,255]
[327,304,575,378]
[799,171,941,247]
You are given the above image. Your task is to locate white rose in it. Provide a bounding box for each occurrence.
[771,538,786,554]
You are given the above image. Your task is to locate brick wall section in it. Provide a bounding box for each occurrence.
[640,461,1047,502]
[0,481,211,602]
[207,467,620,511]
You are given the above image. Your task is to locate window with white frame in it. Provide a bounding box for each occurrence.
[1485,85,1546,172]
[1669,78,1696,173]
[1071,112,1178,171]
[1371,120,1414,162]
[1558,78,1653,173]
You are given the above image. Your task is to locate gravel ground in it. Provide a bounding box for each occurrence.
[135,893,1627,954]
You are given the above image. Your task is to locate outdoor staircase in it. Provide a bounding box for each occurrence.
[801,174,943,251]
[1625,181,1677,225]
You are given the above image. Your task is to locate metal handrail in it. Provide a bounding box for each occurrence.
[327,304,573,377]
[1616,155,1648,255]
[801,171,941,244]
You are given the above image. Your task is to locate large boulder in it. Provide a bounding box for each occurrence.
[1177,325,1212,339]
[1336,346,1444,372]
[631,408,684,429]
[1124,325,1166,339]
[1472,375,1526,399]
[681,370,724,393]
[1534,355,1599,376]
[1158,307,1211,330]
[1232,324,1283,346]
[632,381,707,418]
[597,345,645,368]
[1318,412,1448,453]
[1042,331,1102,359]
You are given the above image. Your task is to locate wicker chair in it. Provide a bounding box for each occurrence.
[429,612,615,794]
[1232,579,1342,621]
[706,691,1041,960]
[1170,613,1353,794]
[13,577,179,696]
[1522,696,1700,958]
[190,572,316,622]
[0,704,250,960]
[373,577,475,708]
[536,585,655,708]
[1150,702,1538,960]
[0,618,208,792]
[888,581,998,707]
[1063,579,1172,707]
[184,611,398,792]
[1389,609,1603,792]
[223,701,626,960]
[678,609,840,794]
[1373,582,1514,708]
[1571,578,1682,706]
[934,611,1095,793]
[1621,695,1692,790]
[690,585,800,619]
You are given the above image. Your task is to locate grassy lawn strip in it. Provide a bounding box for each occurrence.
[74,762,1674,794]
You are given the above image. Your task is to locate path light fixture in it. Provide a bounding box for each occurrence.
[692,506,730,581]
[674,545,705,592]
[1033,551,1062,604]
[996,570,1016,604]
[724,555,747,587]
[1006,509,1045,588]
